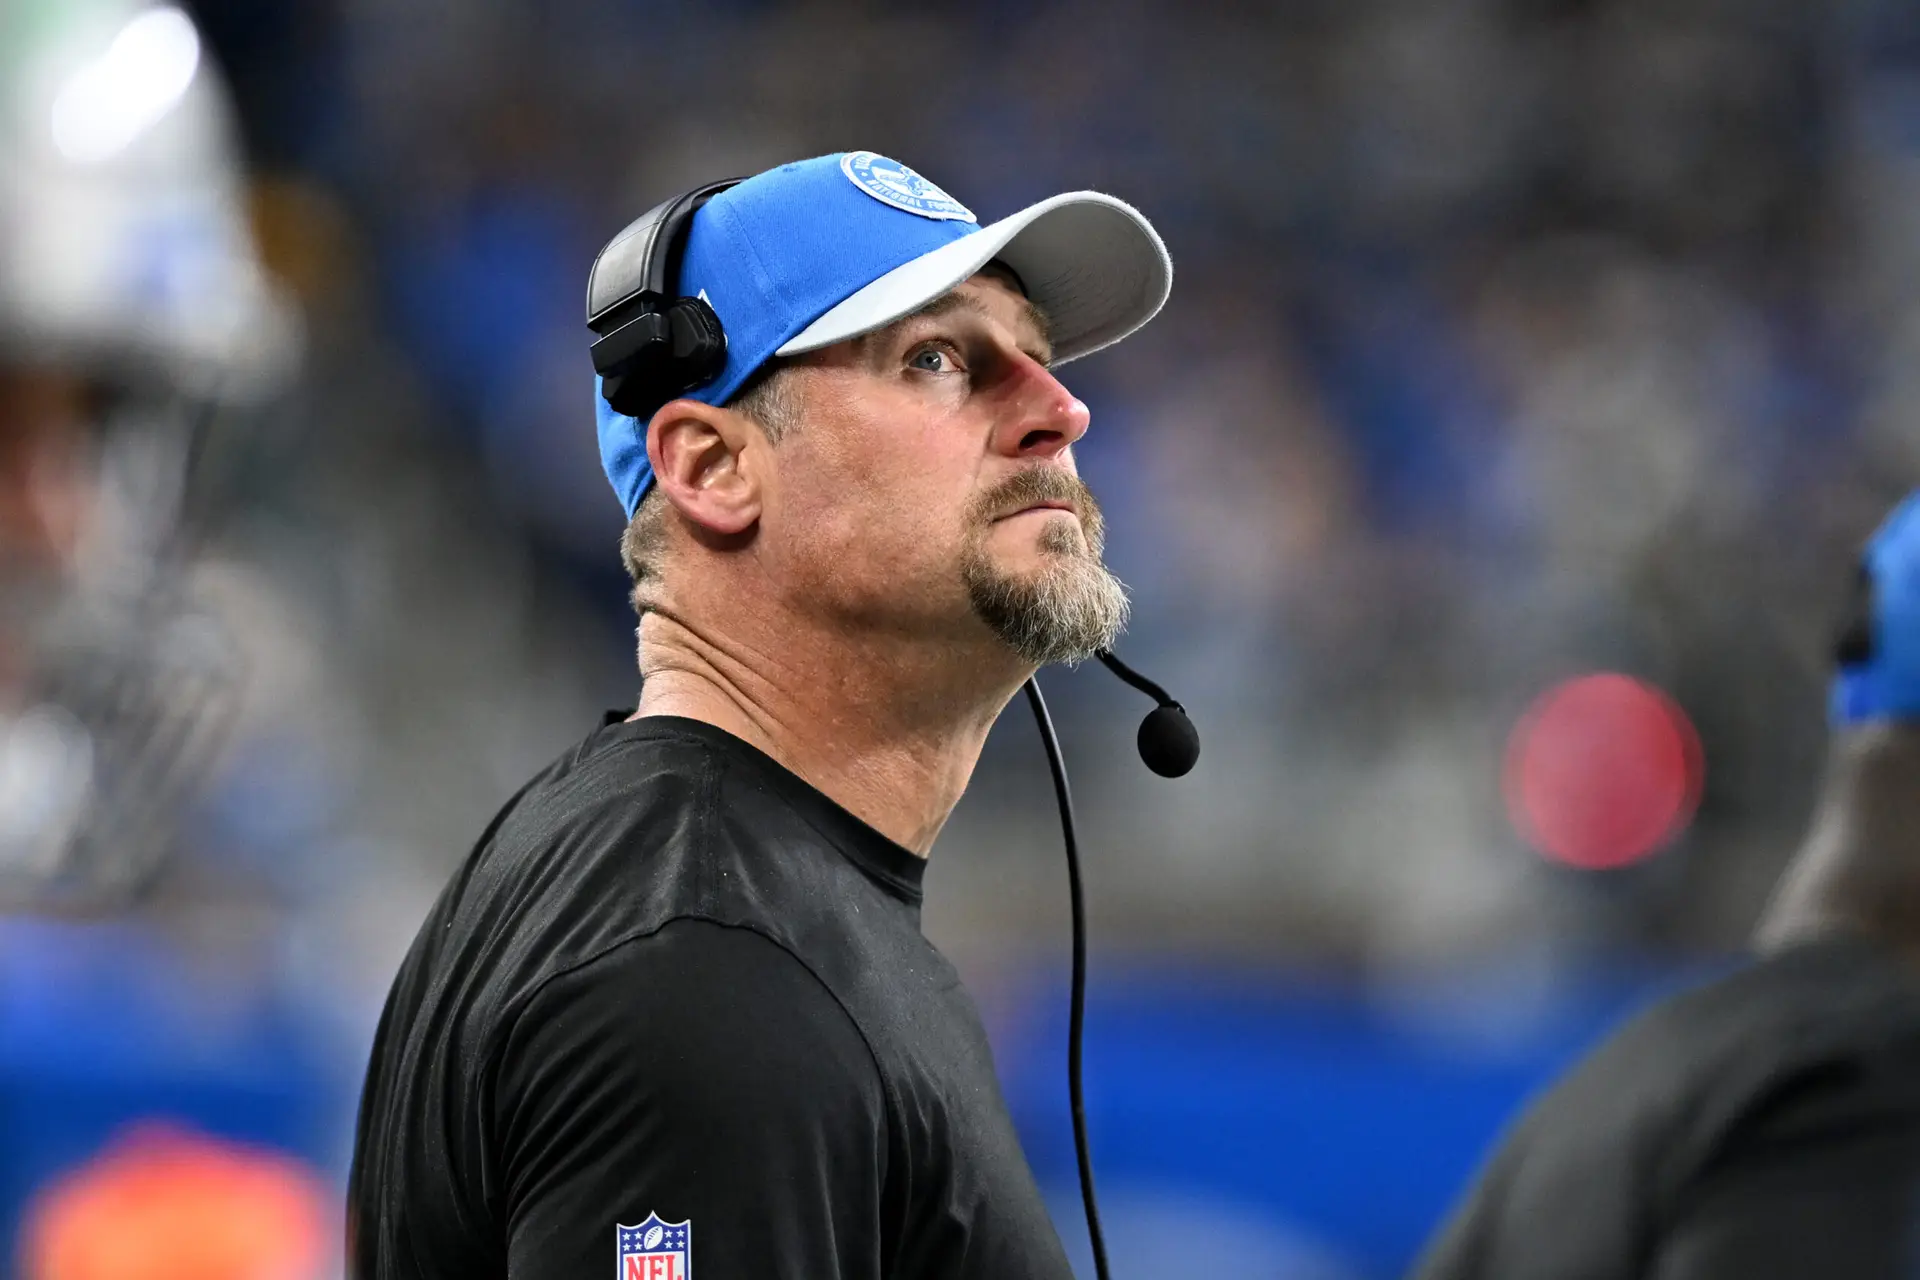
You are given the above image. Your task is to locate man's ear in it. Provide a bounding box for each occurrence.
[646,398,762,536]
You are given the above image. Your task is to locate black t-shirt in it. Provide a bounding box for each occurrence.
[1416,938,1920,1280]
[349,714,1073,1280]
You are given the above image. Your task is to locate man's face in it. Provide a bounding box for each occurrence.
[754,271,1127,666]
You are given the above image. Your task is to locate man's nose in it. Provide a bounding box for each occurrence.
[989,352,1090,461]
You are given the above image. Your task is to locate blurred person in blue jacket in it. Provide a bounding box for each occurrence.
[1416,492,1920,1280]
[0,0,296,909]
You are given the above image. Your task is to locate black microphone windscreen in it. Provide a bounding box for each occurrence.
[1137,705,1200,778]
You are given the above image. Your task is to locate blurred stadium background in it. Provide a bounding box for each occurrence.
[5,0,1920,1275]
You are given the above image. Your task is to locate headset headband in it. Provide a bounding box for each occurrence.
[586,177,743,420]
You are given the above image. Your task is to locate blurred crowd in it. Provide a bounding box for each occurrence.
[153,0,1920,990]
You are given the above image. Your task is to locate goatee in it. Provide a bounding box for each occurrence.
[961,469,1129,667]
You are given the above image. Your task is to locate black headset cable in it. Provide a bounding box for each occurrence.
[1023,676,1112,1280]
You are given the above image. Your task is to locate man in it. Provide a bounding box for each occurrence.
[349,153,1171,1278]
[1416,493,1920,1279]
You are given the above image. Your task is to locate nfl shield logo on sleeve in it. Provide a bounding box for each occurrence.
[616,1214,691,1280]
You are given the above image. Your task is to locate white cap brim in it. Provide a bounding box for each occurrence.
[774,191,1171,365]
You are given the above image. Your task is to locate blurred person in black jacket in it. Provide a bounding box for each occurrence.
[1417,492,1920,1280]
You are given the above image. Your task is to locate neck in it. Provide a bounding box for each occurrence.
[1756,723,1920,970]
[631,601,1028,856]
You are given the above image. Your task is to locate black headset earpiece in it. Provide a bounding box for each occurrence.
[587,177,745,420]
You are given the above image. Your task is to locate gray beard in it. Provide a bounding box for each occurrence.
[962,512,1130,668]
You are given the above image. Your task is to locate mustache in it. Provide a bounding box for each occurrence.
[971,468,1106,555]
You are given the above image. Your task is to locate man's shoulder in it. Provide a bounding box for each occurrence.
[1416,940,1920,1279]
[471,716,755,915]
[1496,941,1920,1182]
[488,714,853,880]
[506,918,882,1097]
[495,920,889,1165]
[1566,939,1920,1122]
[496,715,725,847]
[432,714,917,1033]
[395,719,740,1028]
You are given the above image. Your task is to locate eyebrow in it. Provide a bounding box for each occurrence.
[897,288,1054,366]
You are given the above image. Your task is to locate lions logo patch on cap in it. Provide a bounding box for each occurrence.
[840,151,976,222]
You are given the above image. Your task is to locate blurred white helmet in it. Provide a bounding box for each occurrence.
[0,0,299,909]
[0,0,297,397]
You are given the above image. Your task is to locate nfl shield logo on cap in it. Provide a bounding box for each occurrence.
[617,1214,691,1280]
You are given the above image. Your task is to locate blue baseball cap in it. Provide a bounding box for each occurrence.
[1833,491,1920,726]
[594,150,1173,517]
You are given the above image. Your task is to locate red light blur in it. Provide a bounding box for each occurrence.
[1503,673,1705,870]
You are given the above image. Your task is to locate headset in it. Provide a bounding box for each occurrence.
[588,178,741,419]
[589,185,1201,1280]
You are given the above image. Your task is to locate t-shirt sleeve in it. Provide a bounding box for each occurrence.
[1650,1059,1920,1280]
[494,918,890,1280]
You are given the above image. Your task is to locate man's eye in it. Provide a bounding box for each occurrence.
[908,345,953,373]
